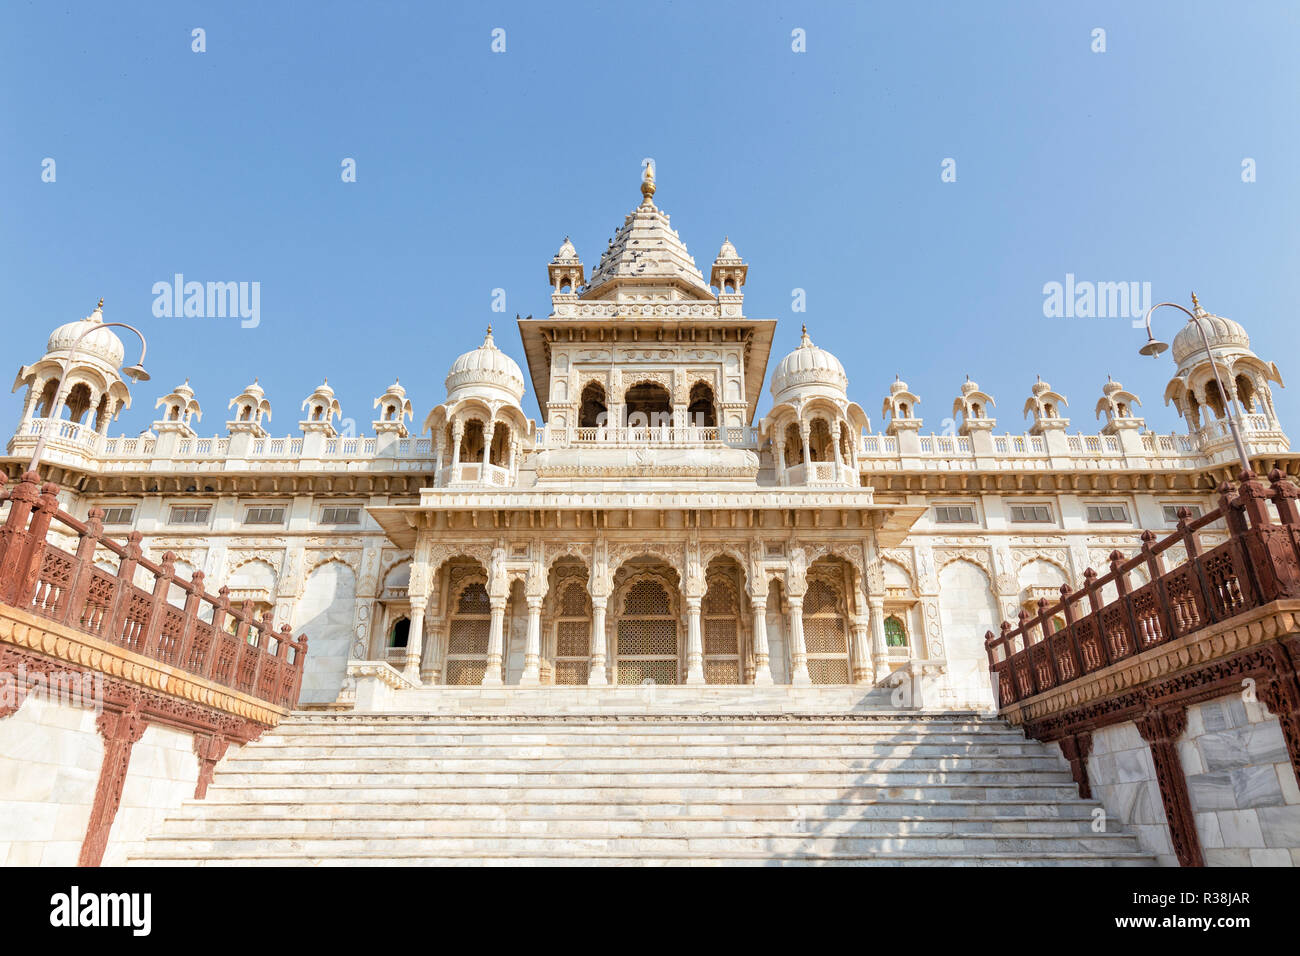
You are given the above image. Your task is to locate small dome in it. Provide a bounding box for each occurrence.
[554,236,578,260]
[889,375,910,395]
[446,326,526,401]
[1030,376,1052,397]
[1101,376,1124,397]
[960,376,980,396]
[1172,300,1250,366]
[47,300,125,368]
[716,236,739,260]
[241,379,265,400]
[770,326,848,401]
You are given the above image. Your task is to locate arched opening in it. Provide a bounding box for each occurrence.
[971,403,983,418]
[1186,393,1202,430]
[169,406,180,421]
[884,615,908,648]
[388,617,411,648]
[312,406,323,421]
[1204,380,1226,419]
[1044,403,1055,418]
[93,394,111,431]
[579,382,607,428]
[36,380,58,417]
[64,383,93,423]
[802,560,851,684]
[624,382,671,429]
[783,422,804,464]
[1235,374,1257,413]
[489,423,510,466]
[445,571,491,685]
[559,279,573,293]
[838,421,853,464]
[687,382,716,428]
[898,402,910,418]
[613,565,679,685]
[459,419,486,462]
[552,578,591,685]
[807,418,834,462]
[702,558,743,684]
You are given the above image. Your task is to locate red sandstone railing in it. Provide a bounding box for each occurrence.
[0,472,307,709]
[986,469,1300,708]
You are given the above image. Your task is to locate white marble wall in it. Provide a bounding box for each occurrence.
[1052,694,1300,867]
[0,694,226,866]
[1182,697,1300,866]
[1073,722,1178,866]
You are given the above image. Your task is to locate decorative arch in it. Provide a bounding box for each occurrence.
[612,567,681,686]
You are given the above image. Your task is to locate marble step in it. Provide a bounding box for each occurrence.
[218,755,1068,773]
[207,768,1077,788]
[265,730,1036,747]
[158,814,1116,837]
[128,852,1154,867]
[130,830,1144,858]
[243,741,1048,758]
[163,798,1106,821]
[199,784,1087,803]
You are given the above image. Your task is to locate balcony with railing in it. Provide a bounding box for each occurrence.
[985,470,1300,711]
[537,424,759,448]
[0,472,308,713]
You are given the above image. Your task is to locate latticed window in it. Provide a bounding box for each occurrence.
[884,615,907,647]
[553,580,590,685]
[803,575,850,684]
[445,579,490,685]
[616,577,678,685]
[702,576,740,684]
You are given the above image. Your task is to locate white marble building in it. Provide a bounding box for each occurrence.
[6,168,1293,708]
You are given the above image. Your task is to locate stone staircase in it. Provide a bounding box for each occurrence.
[129,694,1155,866]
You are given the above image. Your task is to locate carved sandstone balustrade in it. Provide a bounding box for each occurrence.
[0,471,308,710]
[985,468,1300,866]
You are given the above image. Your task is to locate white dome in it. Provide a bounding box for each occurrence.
[770,327,847,401]
[554,236,578,260]
[446,327,526,401]
[47,302,124,369]
[1172,305,1250,366]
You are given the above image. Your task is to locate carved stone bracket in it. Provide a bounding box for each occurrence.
[193,732,231,799]
[1135,704,1204,868]
[79,697,148,867]
[1058,731,1093,800]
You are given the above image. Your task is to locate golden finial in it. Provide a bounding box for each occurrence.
[1190,291,1200,309]
[96,297,104,309]
[640,162,656,201]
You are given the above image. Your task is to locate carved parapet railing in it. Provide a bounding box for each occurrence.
[984,468,1300,867]
[986,469,1300,710]
[0,471,311,866]
[0,472,308,711]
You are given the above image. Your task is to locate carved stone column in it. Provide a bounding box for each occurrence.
[750,598,773,685]
[402,598,426,682]
[588,596,609,685]
[79,701,147,867]
[424,622,446,685]
[787,596,811,685]
[482,596,507,686]
[869,599,889,674]
[850,614,872,684]
[1135,705,1203,867]
[520,596,543,685]
[684,596,705,684]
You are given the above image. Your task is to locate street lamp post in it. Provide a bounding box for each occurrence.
[1137,295,1251,475]
[27,304,150,473]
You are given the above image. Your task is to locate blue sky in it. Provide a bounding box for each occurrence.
[2,1,1297,438]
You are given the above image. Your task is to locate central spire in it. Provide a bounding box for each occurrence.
[640,161,656,204]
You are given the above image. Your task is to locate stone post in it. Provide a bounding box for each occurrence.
[751,598,773,685]
[520,595,543,685]
[787,596,811,685]
[482,596,506,686]
[850,614,872,684]
[588,596,608,685]
[684,596,705,684]
[869,598,889,675]
[402,598,426,683]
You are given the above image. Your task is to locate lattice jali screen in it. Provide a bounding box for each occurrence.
[448,618,489,655]
[624,578,670,615]
[704,618,738,655]
[803,574,851,684]
[616,659,678,685]
[804,617,847,654]
[806,658,849,684]
[618,619,677,655]
[556,621,588,657]
[554,660,589,685]
[457,581,491,614]
[445,659,487,685]
[559,582,588,616]
[704,659,740,684]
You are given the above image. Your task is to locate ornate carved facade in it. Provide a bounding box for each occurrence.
[6,169,1297,708]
